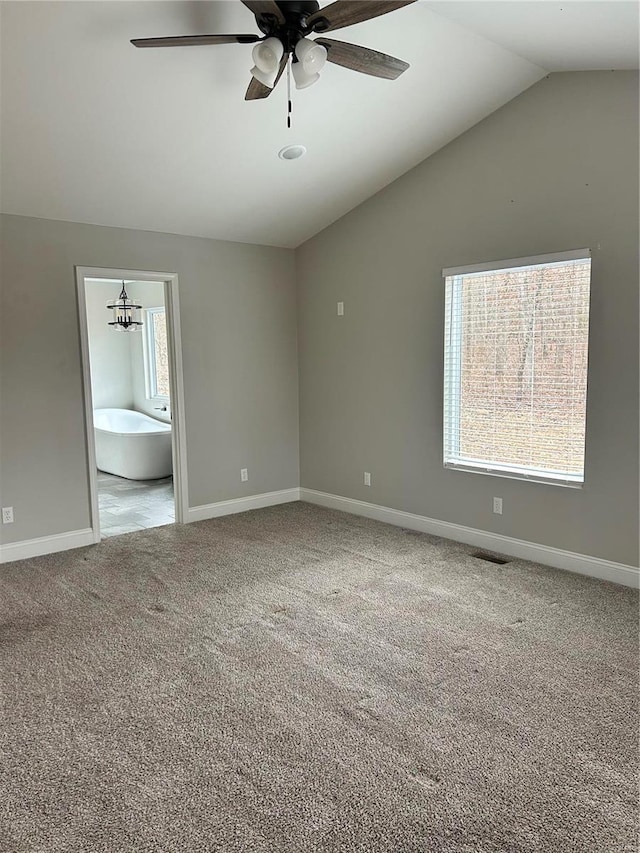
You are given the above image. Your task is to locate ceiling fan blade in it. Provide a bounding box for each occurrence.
[245,77,272,100]
[245,54,288,100]
[131,34,261,48]
[240,1,286,25]
[316,38,408,79]
[306,0,417,33]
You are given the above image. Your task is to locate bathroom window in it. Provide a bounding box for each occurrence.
[144,307,170,401]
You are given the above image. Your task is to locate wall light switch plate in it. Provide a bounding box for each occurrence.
[2,507,14,524]
[493,497,503,515]
[337,301,344,316]
[364,472,371,487]
[240,468,248,482]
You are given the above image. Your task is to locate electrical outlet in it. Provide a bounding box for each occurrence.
[364,472,371,487]
[240,468,248,482]
[337,301,344,316]
[2,506,14,524]
[493,497,503,515]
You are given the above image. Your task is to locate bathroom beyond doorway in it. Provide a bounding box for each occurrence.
[76,266,188,543]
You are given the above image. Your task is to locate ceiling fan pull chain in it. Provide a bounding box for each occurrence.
[286,55,292,128]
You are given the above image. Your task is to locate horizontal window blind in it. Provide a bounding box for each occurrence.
[443,255,591,485]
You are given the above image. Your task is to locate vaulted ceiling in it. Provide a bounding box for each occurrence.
[1,1,637,248]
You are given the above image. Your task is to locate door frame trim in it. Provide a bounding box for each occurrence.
[75,266,188,541]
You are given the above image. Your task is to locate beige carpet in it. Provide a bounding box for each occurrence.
[0,502,637,852]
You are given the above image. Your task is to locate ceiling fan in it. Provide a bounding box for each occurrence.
[131,0,417,100]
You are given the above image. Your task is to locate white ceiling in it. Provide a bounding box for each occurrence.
[429,1,640,71]
[1,1,637,248]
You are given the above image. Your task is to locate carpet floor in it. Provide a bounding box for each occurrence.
[0,502,637,852]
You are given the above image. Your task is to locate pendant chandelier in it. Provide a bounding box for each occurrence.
[107,282,143,331]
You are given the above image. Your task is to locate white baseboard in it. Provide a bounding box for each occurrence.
[3,492,636,590]
[0,489,300,563]
[300,488,639,589]
[187,488,301,523]
[0,528,95,564]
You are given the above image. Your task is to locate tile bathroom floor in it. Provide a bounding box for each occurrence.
[97,470,174,538]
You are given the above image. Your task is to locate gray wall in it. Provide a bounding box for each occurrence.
[0,215,299,543]
[1,71,637,568]
[86,280,134,411]
[296,71,639,567]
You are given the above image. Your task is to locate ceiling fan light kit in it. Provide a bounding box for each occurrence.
[251,36,285,87]
[295,36,328,74]
[291,62,320,89]
[250,63,279,88]
[253,36,284,70]
[131,0,417,101]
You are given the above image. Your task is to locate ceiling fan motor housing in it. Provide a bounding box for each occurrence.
[256,1,327,46]
[277,1,320,17]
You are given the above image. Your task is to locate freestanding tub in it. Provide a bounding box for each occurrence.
[94,408,172,480]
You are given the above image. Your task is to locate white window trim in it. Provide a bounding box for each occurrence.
[442,248,591,279]
[442,250,591,487]
[444,459,584,489]
[143,306,169,402]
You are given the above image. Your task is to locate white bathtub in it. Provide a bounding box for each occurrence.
[94,408,172,480]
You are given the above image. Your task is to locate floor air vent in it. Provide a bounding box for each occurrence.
[472,552,511,565]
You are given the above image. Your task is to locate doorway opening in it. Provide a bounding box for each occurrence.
[76,267,188,542]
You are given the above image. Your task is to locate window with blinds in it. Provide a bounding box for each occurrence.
[443,250,591,486]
